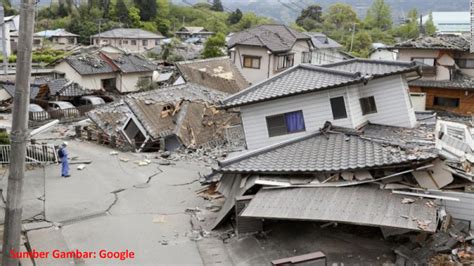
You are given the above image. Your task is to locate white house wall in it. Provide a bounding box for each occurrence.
[240,87,353,150]
[54,61,116,91]
[240,75,417,150]
[397,49,451,80]
[358,75,417,128]
[312,48,345,65]
[117,72,153,93]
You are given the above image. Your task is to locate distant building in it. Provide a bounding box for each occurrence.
[175,26,214,41]
[305,32,346,65]
[422,12,470,34]
[91,28,166,53]
[11,28,79,52]
[228,24,313,84]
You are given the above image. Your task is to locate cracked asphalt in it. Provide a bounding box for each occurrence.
[0,139,209,265]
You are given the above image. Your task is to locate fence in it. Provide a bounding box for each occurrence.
[0,144,57,164]
[29,105,98,122]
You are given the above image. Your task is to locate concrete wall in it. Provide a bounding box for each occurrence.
[231,40,312,85]
[240,75,417,150]
[92,37,162,53]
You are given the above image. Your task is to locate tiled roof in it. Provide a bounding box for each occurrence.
[392,35,470,51]
[305,32,342,49]
[409,72,474,91]
[91,28,165,39]
[176,57,250,94]
[221,64,364,108]
[107,54,156,73]
[34,28,79,38]
[176,26,213,34]
[1,82,40,99]
[65,55,115,75]
[323,59,419,77]
[218,131,436,173]
[227,24,311,53]
[124,83,228,139]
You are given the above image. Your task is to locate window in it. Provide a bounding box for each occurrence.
[411,57,436,75]
[155,40,160,45]
[131,40,137,45]
[266,110,306,137]
[433,96,460,108]
[68,38,74,44]
[123,40,128,44]
[33,39,41,45]
[302,52,312,63]
[359,96,377,115]
[243,56,261,69]
[330,96,347,119]
[142,40,148,46]
[276,54,295,70]
[456,59,474,69]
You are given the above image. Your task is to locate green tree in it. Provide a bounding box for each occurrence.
[134,0,157,21]
[129,6,141,27]
[115,0,130,25]
[295,4,323,31]
[210,0,224,12]
[424,12,437,35]
[228,8,243,25]
[350,30,372,57]
[364,0,392,31]
[231,12,272,31]
[2,0,16,16]
[394,8,420,40]
[202,32,225,58]
[323,3,358,31]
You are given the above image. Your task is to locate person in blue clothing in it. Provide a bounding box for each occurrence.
[59,142,70,178]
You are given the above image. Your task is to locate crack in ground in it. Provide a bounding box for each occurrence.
[105,188,126,214]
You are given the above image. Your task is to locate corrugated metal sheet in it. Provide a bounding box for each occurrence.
[241,185,437,232]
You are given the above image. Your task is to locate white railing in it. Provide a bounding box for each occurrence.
[0,144,57,164]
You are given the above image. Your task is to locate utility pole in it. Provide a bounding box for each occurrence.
[2,0,36,264]
[0,6,8,76]
[349,22,356,52]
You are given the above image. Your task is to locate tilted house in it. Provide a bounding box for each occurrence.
[393,35,474,115]
[228,24,313,84]
[54,49,156,93]
[220,59,420,150]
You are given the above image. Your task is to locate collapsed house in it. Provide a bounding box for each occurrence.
[206,58,474,264]
[121,84,240,151]
[87,83,241,152]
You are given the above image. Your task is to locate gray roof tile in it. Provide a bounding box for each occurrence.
[221,64,364,108]
[218,131,436,173]
[91,28,164,39]
[66,55,114,75]
[305,32,342,49]
[228,24,311,53]
[323,59,418,77]
[409,72,474,91]
[392,35,470,51]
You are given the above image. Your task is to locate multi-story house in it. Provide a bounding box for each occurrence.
[227,24,313,84]
[221,59,420,150]
[393,35,474,115]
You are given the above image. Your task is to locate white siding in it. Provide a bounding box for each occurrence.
[117,72,153,93]
[54,61,116,91]
[241,87,353,150]
[358,75,416,128]
[431,191,474,229]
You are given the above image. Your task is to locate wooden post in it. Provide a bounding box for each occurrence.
[2,0,36,264]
